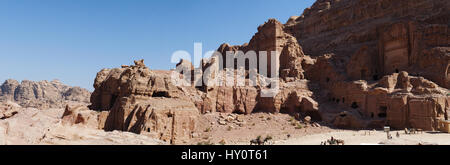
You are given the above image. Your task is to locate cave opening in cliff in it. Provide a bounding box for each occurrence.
[378,106,387,118]
[373,75,379,81]
[395,69,399,73]
[373,69,380,80]
[445,108,448,121]
[351,102,359,109]
[152,91,170,98]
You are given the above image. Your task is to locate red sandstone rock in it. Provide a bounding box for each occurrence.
[88,0,449,133]
[90,60,199,144]
[288,0,449,88]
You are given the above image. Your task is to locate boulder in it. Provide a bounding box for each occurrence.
[0,102,21,120]
[61,105,101,129]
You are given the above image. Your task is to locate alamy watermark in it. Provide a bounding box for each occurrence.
[170,43,279,97]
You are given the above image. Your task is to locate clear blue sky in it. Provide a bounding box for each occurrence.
[0,0,315,91]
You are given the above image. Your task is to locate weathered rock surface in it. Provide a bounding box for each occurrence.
[16,0,448,141]
[215,19,306,81]
[0,105,165,145]
[325,72,449,130]
[90,60,199,144]
[0,101,20,119]
[62,104,105,129]
[286,0,449,88]
[0,79,91,109]
[333,111,365,129]
[282,0,450,131]
[4,0,448,145]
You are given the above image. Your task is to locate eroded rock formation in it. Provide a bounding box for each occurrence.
[87,0,449,138]
[286,0,449,88]
[89,60,199,144]
[283,0,449,130]
[0,102,20,120]
[195,0,449,130]
[0,79,90,109]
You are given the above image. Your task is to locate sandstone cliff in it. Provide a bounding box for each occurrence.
[194,0,449,130]
[286,0,449,88]
[86,0,449,140]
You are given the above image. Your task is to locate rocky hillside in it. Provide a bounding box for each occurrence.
[286,0,449,88]
[76,0,449,145]
[3,0,447,145]
[0,79,91,109]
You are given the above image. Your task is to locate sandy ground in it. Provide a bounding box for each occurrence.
[190,112,450,145]
[274,130,450,145]
[190,112,334,145]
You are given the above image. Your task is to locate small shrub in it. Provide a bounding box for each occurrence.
[289,117,295,122]
[295,124,303,129]
[227,126,233,131]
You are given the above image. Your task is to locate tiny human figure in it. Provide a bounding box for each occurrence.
[396,132,400,138]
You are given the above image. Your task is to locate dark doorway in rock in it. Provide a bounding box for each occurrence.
[373,69,380,80]
[371,112,374,118]
[445,108,448,121]
[372,75,379,81]
[378,106,387,118]
[147,128,151,132]
[351,102,359,109]
[326,77,330,83]
[152,91,169,98]
[395,69,399,73]
[245,59,250,71]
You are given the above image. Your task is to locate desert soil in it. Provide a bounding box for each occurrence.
[190,112,450,145]
[191,112,335,145]
[275,130,450,145]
